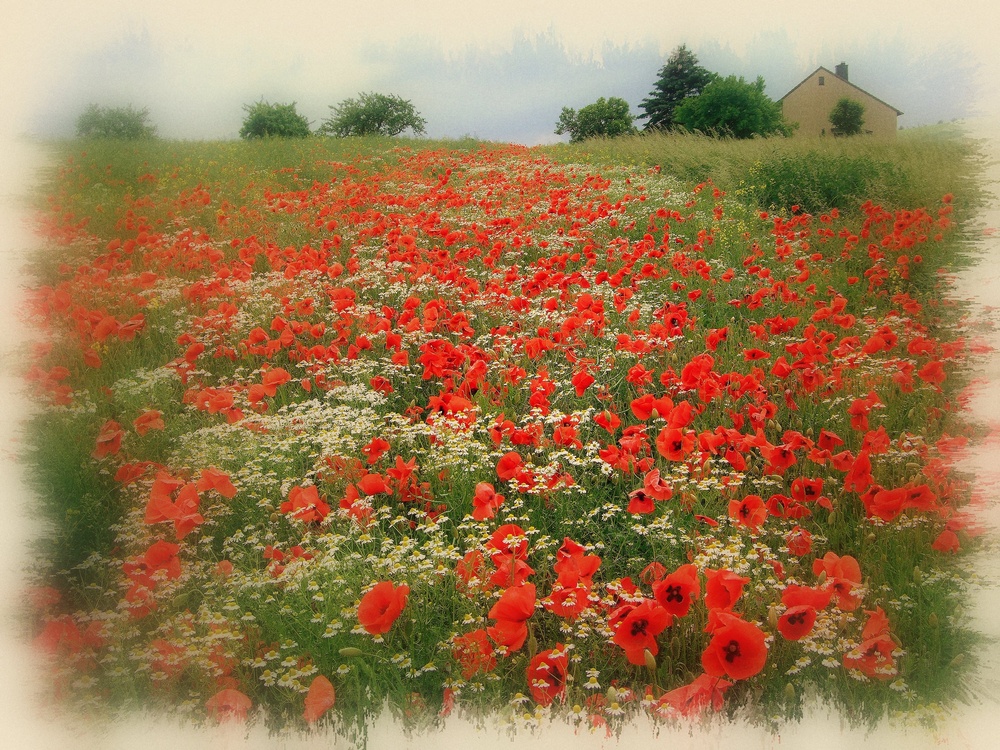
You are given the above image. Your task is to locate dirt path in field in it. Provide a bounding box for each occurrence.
[2,126,1000,749]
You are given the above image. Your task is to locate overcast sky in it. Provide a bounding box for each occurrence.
[3,0,999,144]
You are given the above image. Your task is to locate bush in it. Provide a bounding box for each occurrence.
[555,97,637,143]
[740,151,906,213]
[673,76,791,139]
[319,93,427,137]
[75,104,156,139]
[830,98,866,137]
[239,101,311,139]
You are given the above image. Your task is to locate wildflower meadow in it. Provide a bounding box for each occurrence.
[22,129,991,743]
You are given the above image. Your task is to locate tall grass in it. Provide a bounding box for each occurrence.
[539,123,988,221]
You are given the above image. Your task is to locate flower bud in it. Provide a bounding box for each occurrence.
[768,605,779,629]
[644,648,657,671]
[339,647,363,658]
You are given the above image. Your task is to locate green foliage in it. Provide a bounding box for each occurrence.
[673,75,792,139]
[75,104,156,139]
[555,96,637,143]
[830,97,867,137]
[319,92,427,137]
[740,150,906,213]
[239,100,311,139]
[539,122,984,219]
[639,44,716,130]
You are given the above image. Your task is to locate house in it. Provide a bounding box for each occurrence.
[779,63,902,137]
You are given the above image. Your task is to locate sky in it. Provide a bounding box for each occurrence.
[3,0,999,145]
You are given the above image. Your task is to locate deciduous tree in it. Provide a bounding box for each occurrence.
[829,97,866,136]
[75,104,157,139]
[673,75,791,139]
[319,93,426,137]
[239,100,311,139]
[555,97,636,143]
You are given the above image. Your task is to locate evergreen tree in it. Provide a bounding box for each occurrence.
[639,45,716,130]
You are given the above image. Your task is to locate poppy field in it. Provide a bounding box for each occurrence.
[23,131,988,741]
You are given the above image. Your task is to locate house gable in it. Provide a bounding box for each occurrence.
[779,66,902,137]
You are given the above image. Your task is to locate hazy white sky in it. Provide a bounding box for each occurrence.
[3,0,999,143]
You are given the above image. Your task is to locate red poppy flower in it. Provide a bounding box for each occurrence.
[627,489,655,514]
[654,673,731,717]
[356,473,387,495]
[931,529,960,553]
[813,552,863,611]
[553,537,601,586]
[594,409,621,433]
[728,494,768,530]
[655,426,694,461]
[704,568,750,611]
[92,419,124,459]
[488,583,536,623]
[611,598,672,665]
[781,584,833,610]
[471,482,505,521]
[357,581,410,635]
[785,525,813,556]
[701,612,768,680]
[486,523,528,560]
[281,485,331,524]
[777,605,817,640]
[133,409,165,436]
[205,688,252,722]
[488,554,534,588]
[496,451,523,480]
[525,645,568,706]
[571,369,596,397]
[452,629,497,679]
[303,675,336,724]
[652,563,700,618]
[361,437,390,465]
[641,468,673,501]
[196,467,238,498]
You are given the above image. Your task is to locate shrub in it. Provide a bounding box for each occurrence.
[319,93,427,137]
[555,97,637,143]
[239,101,311,139]
[75,104,156,139]
[740,151,907,213]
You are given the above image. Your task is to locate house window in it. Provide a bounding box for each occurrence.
[819,76,825,85]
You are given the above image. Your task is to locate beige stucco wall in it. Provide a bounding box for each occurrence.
[780,69,899,137]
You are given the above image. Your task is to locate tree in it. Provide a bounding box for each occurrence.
[75,104,156,139]
[239,101,311,139]
[672,76,791,139]
[319,93,427,137]
[639,45,716,131]
[829,98,866,136]
[555,97,637,143]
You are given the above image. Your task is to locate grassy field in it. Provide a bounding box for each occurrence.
[21,125,991,742]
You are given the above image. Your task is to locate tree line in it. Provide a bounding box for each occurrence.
[73,46,866,141]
